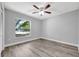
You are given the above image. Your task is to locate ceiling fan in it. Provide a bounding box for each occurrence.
[32,4,51,16]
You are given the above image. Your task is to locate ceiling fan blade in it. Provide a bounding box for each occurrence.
[44,11,51,14]
[45,4,50,9]
[32,12,38,14]
[33,5,39,9]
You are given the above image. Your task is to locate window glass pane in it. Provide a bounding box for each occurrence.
[16,18,30,37]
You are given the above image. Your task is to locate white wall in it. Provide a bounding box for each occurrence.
[0,3,3,55]
[42,10,78,45]
[5,8,79,47]
[78,9,79,48]
[5,9,42,45]
[0,3,5,56]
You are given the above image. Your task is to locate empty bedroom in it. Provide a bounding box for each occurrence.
[0,2,79,57]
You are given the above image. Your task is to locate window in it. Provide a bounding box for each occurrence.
[16,18,31,37]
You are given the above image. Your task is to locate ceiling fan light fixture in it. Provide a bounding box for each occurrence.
[39,11,45,16]
[32,4,51,16]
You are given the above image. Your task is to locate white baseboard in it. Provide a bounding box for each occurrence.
[41,37,78,47]
[5,37,78,48]
[5,38,39,47]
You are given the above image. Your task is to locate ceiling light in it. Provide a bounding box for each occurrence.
[39,11,45,16]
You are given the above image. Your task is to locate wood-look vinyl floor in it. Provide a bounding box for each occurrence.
[2,39,79,57]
